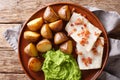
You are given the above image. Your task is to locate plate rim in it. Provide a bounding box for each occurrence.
[18,2,109,80]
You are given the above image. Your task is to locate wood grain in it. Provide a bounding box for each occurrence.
[0,74,29,80]
[0,24,29,79]
[0,50,23,73]
[0,48,30,79]
[0,0,119,23]
[0,0,120,79]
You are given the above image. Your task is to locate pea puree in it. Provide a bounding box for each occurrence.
[42,50,81,80]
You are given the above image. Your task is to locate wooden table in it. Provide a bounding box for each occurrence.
[0,0,120,80]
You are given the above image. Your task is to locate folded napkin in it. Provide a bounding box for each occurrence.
[3,6,120,80]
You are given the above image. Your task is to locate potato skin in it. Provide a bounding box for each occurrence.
[28,57,42,72]
[24,31,40,42]
[27,17,43,31]
[49,20,63,32]
[41,24,53,39]
[36,39,52,52]
[54,32,68,45]
[60,40,73,54]
[43,6,59,22]
[58,5,71,21]
[24,43,38,57]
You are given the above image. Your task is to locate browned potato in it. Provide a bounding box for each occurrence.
[28,57,42,72]
[41,24,53,39]
[27,17,43,31]
[24,43,38,57]
[58,5,71,21]
[54,32,68,45]
[36,39,52,52]
[60,40,73,54]
[49,20,63,32]
[43,6,59,22]
[24,31,40,42]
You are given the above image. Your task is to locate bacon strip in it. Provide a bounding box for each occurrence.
[94,32,100,36]
[82,57,92,66]
[74,18,84,25]
[92,47,98,55]
[68,28,77,36]
[79,28,90,46]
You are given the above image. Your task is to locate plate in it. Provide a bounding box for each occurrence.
[18,2,109,80]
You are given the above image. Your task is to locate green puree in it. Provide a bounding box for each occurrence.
[42,50,81,80]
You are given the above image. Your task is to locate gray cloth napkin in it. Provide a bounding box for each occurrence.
[3,7,120,80]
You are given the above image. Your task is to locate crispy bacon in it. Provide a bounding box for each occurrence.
[92,47,97,55]
[88,57,92,64]
[80,31,85,36]
[79,29,89,46]
[84,29,90,38]
[94,32,100,36]
[77,33,81,36]
[84,24,87,27]
[80,38,88,46]
[82,57,92,66]
[70,18,91,46]
[74,18,84,25]
[79,52,83,55]
[95,38,104,47]
[95,40,99,47]
[79,27,90,46]
[79,29,89,36]
[73,28,77,32]
[68,28,77,36]
[70,23,74,26]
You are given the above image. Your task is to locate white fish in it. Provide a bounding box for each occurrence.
[65,12,102,51]
[77,37,104,70]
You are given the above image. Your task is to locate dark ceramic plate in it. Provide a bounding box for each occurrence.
[18,2,109,80]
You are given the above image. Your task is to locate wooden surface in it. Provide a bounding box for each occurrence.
[0,0,119,80]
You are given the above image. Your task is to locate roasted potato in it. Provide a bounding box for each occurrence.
[36,39,52,52]
[54,32,68,45]
[58,5,71,21]
[24,43,38,57]
[49,20,63,32]
[43,6,59,22]
[27,17,43,31]
[41,24,53,39]
[24,31,40,42]
[28,57,42,72]
[60,40,73,54]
